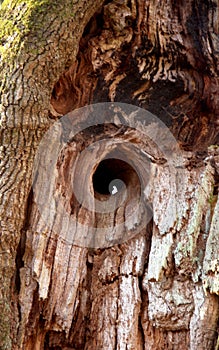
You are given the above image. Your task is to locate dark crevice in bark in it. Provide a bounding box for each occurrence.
[82,255,94,349]
[143,219,153,270]
[25,283,43,345]
[213,177,219,196]
[14,234,25,296]
[138,219,153,348]
[44,330,66,350]
[15,189,33,294]
[138,314,145,350]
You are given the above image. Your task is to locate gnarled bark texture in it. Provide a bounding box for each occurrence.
[0,0,219,349]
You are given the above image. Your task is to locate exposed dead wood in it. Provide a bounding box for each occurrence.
[51,0,219,150]
[0,0,219,349]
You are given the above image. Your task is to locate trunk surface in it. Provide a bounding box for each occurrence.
[0,0,218,349]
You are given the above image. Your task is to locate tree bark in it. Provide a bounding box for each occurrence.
[0,0,219,349]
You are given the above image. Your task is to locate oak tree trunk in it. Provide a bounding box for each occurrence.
[0,0,219,349]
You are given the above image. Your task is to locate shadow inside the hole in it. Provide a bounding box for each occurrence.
[92,158,139,199]
[92,157,143,235]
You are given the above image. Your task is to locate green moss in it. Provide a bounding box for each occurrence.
[208,145,219,150]
[0,0,74,70]
[208,192,217,204]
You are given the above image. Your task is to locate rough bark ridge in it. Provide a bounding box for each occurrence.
[0,0,218,349]
[0,0,104,348]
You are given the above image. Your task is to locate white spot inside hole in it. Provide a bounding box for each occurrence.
[111,185,118,195]
[109,179,125,195]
